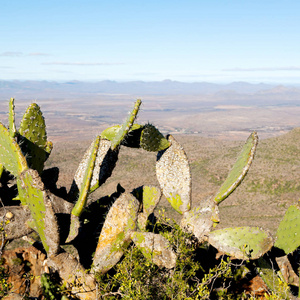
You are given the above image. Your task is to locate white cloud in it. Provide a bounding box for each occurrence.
[28,52,50,56]
[42,62,124,66]
[0,52,23,57]
[223,67,300,72]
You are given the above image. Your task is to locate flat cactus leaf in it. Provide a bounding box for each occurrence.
[134,185,161,230]
[20,169,60,255]
[19,103,48,173]
[156,135,191,214]
[92,192,139,274]
[101,124,142,141]
[45,252,96,300]
[110,99,142,150]
[8,98,17,138]
[274,204,300,254]
[0,122,28,176]
[66,136,100,243]
[0,163,3,179]
[0,206,33,239]
[180,197,219,243]
[140,123,170,152]
[257,257,293,299]
[71,136,100,217]
[69,137,119,200]
[44,140,53,159]
[131,232,177,269]
[214,131,258,204]
[208,226,273,260]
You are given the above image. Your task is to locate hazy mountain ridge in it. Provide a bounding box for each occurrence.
[1,79,297,98]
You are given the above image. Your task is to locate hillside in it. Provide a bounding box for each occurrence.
[45,127,300,235]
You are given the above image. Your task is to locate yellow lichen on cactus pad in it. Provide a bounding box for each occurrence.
[156,135,191,214]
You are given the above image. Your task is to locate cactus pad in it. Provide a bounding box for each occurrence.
[8,98,17,138]
[208,226,273,260]
[92,192,139,274]
[69,137,119,199]
[274,204,300,254]
[214,131,258,204]
[140,123,170,152]
[20,169,60,255]
[110,99,142,150]
[66,136,100,243]
[131,232,177,269]
[257,257,292,299]
[19,103,49,173]
[0,122,28,176]
[134,185,161,230]
[180,197,219,243]
[156,135,191,214]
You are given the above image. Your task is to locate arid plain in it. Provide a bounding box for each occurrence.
[0,85,300,235]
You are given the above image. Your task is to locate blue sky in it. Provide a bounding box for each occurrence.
[1,0,300,83]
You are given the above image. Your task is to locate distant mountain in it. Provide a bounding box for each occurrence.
[0,80,279,99]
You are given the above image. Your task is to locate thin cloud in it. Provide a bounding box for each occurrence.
[223,67,300,72]
[0,66,14,69]
[28,52,50,56]
[42,62,125,66]
[0,51,23,57]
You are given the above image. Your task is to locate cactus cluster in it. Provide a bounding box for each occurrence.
[0,98,299,299]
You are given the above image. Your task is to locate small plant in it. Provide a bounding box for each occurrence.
[0,259,12,298]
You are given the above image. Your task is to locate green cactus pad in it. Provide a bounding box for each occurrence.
[131,232,177,269]
[180,197,219,243]
[0,122,28,176]
[208,226,273,260]
[71,136,100,217]
[156,135,191,214]
[257,257,292,299]
[20,169,60,255]
[101,124,142,141]
[19,103,48,173]
[274,204,300,254]
[214,131,258,204]
[110,99,142,150]
[66,137,100,243]
[92,192,139,274]
[8,98,17,138]
[140,124,170,152]
[134,185,161,231]
[0,163,3,179]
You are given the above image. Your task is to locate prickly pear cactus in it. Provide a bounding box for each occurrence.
[8,98,17,138]
[140,123,170,152]
[156,135,191,214]
[208,226,274,260]
[110,99,141,150]
[131,231,177,269]
[19,103,50,173]
[135,185,161,230]
[69,137,119,200]
[66,136,100,242]
[20,169,60,255]
[92,192,140,274]
[274,203,300,255]
[180,197,219,243]
[0,122,28,176]
[214,131,258,204]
